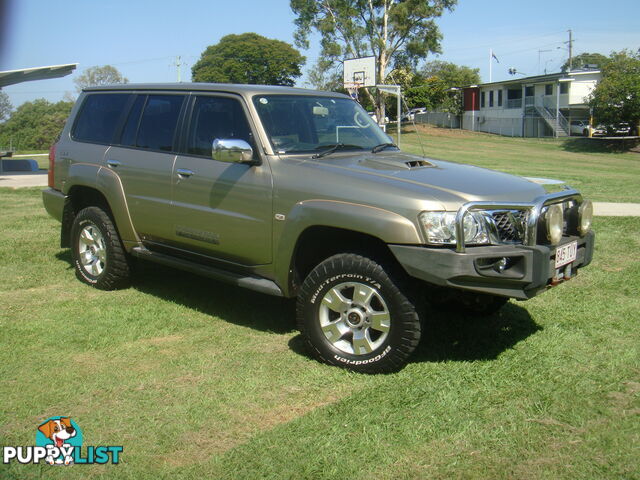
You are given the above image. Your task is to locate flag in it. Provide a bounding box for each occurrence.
[492,52,500,63]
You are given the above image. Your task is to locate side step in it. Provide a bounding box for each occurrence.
[130,246,283,297]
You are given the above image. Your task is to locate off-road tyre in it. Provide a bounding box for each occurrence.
[297,253,421,373]
[70,206,130,290]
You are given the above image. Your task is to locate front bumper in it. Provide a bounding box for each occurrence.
[390,231,595,300]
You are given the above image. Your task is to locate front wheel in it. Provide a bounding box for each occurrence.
[297,254,421,373]
[70,206,130,290]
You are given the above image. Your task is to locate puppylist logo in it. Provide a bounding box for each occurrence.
[3,416,123,466]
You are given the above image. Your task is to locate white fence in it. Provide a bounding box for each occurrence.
[474,117,522,137]
[414,112,461,129]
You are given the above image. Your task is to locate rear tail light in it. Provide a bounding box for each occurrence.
[48,143,57,188]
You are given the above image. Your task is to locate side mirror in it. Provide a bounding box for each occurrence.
[212,139,254,163]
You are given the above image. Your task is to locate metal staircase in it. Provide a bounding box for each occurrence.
[533,97,569,137]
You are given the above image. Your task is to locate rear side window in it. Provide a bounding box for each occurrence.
[135,95,184,151]
[120,95,146,147]
[72,94,131,144]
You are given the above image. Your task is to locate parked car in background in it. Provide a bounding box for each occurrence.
[609,122,631,137]
[569,120,589,136]
[367,111,389,124]
[401,107,427,122]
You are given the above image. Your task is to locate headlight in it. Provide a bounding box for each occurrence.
[578,200,593,235]
[419,211,489,245]
[545,204,563,245]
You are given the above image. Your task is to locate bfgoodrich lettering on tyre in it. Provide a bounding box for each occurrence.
[297,253,421,373]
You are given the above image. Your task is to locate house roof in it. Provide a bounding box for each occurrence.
[465,69,601,89]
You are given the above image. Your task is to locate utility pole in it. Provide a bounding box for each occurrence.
[567,29,573,72]
[175,56,182,82]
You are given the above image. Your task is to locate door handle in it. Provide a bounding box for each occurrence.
[107,159,121,168]
[176,168,194,178]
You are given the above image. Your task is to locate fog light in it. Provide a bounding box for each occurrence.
[578,200,593,235]
[546,204,563,245]
[494,257,508,273]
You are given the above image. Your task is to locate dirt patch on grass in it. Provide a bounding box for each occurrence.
[136,335,184,345]
[166,392,344,467]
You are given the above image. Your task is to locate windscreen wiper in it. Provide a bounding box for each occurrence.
[371,142,398,153]
[312,143,362,159]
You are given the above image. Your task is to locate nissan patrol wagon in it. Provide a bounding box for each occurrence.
[43,83,595,373]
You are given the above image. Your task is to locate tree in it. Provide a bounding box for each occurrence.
[0,99,73,150]
[0,91,12,122]
[306,59,344,91]
[562,52,609,72]
[291,0,457,120]
[406,60,480,113]
[74,65,128,92]
[420,60,480,87]
[192,33,305,86]
[589,50,640,130]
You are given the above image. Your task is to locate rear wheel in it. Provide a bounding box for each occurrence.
[70,206,130,290]
[297,253,421,373]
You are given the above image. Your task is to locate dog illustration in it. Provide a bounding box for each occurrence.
[38,417,76,465]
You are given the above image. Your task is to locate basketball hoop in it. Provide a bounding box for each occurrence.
[344,82,362,101]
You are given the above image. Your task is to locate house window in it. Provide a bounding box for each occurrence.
[545,84,553,95]
[481,91,485,108]
[489,91,494,107]
[498,90,503,107]
[560,82,569,94]
[525,86,534,97]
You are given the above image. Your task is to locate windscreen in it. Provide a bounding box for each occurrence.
[252,95,392,154]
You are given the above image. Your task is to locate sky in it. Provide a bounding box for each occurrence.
[1,0,639,109]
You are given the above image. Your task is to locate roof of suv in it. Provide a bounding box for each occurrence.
[83,82,349,98]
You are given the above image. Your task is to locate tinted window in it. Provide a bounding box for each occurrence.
[120,95,146,147]
[253,95,391,153]
[73,94,131,144]
[135,95,184,151]
[186,96,253,156]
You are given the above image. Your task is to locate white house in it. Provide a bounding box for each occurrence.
[461,69,601,137]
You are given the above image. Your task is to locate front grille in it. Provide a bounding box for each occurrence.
[491,210,528,243]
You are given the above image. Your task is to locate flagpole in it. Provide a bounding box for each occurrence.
[489,48,492,82]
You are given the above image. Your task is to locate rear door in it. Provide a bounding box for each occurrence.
[106,93,186,243]
[170,94,273,265]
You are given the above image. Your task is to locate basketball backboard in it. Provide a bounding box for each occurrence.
[343,56,376,88]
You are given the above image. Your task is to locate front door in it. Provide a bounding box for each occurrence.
[171,94,273,266]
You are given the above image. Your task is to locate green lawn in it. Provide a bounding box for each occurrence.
[0,188,638,479]
[396,125,640,203]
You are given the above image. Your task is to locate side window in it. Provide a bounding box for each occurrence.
[489,91,494,107]
[545,84,553,95]
[186,96,253,157]
[135,95,185,151]
[480,91,485,108]
[119,95,146,147]
[72,93,131,144]
[498,90,503,107]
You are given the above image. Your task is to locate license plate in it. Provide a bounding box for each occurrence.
[555,241,577,269]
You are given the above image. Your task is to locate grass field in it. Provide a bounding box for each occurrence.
[1,188,638,479]
[396,125,640,203]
